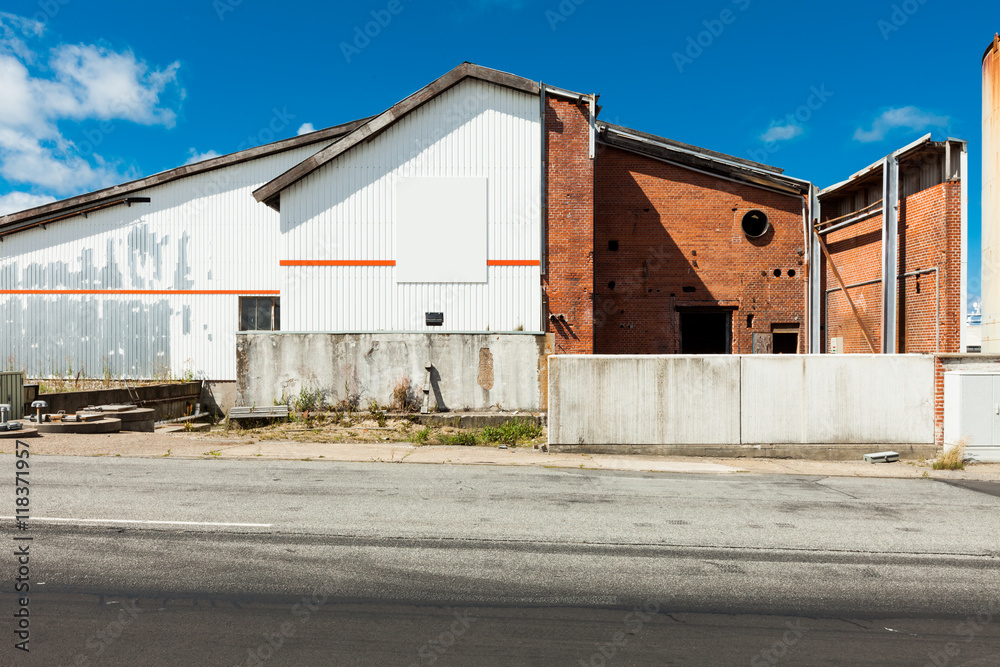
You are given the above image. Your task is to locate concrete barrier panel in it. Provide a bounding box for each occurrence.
[741,355,934,444]
[549,356,740,446]
[237,333,544,412]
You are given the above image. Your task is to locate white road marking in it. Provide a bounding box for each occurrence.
[2,516,272,528]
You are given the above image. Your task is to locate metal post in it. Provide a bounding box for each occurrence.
[882,156,899,353]
[808,186,822,353]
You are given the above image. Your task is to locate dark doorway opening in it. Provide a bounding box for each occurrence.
[771,324,800,354]
[680,312,731,354]
[773,333,799,354]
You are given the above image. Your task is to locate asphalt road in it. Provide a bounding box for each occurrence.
[2,455,1000,665]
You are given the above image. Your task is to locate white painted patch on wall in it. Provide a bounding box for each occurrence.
[396,177,488,283]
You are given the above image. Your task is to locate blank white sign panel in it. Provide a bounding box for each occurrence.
[396,177,488,283]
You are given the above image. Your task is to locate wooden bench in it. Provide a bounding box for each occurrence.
[227,405,290,428]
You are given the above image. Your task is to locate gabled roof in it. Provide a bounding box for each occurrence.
[252,63,544,210]
[597,123,811,196]
[0,117,372,239]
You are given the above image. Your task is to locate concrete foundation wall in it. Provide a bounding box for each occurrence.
[549,355,935,453]
[237,333,545,412]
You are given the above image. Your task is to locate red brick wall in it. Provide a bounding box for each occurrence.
[898,182,962,354]
[822,213,884,353]
[592,145,806,354]
[543,96,594,354]
[822,181,962,355]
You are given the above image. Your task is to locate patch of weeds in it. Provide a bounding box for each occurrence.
[442,431,480,446]
[392,376,419,412]
[293,385,325,412]
[414,427,431,444]
[933,442,966,471]
[162,449,171,458]
[335,381,361,412]
[368,399,387,427]
[480,419,543,446]
[205,450,222,457]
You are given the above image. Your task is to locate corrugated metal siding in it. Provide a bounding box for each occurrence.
[0,143,326,381]
[281,79,542,332]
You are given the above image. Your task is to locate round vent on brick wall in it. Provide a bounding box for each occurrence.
[741,210,770,238]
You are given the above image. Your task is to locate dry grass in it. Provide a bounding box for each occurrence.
[34,378,194,394]
[198,412,546,448]
[933,441,966,470]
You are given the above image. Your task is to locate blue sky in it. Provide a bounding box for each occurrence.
[0,0,996,307]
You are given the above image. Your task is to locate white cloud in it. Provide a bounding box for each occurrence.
[0,13,182,196]
[0,191,56,216]
[296,122,316,136]
[853,106,950,143]
[760,122,803,143]
[969,295,982,316]
[184,148,221,165]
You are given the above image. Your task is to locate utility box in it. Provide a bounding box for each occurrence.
[0,372,24,420]
[944,371,1000,463]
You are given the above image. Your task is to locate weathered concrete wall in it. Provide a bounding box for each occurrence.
[548,356,740,446]
[201,381,238,418]
[237,333,545,412]
[549,355,935,456]
[742,355,934,444]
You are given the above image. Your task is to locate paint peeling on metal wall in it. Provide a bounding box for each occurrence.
[0,142,329,380]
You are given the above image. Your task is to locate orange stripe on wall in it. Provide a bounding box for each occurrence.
[280,260,540,267]
[279,260,396,267]
[487,260,541,266]
[0,290,280,295]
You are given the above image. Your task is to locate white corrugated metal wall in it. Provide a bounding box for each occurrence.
[280,79,543,332]
[0,142,327,381]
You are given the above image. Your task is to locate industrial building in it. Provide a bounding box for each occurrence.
[818,136,967,355]
[0,63,967,412]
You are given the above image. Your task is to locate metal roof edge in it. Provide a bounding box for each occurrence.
[252,63,543,208]
[598,124,811,195]
[0,117,373,230]
[819,133,970,197]
[598,122,787,176]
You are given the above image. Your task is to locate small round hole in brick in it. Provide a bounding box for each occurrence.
[742,210,770,238]
[788,269,796,278]
[608,281,616,290]
[773,269,782,278]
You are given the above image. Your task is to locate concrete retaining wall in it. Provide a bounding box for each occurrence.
[549,355,935,458]
[237,333,546,412]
